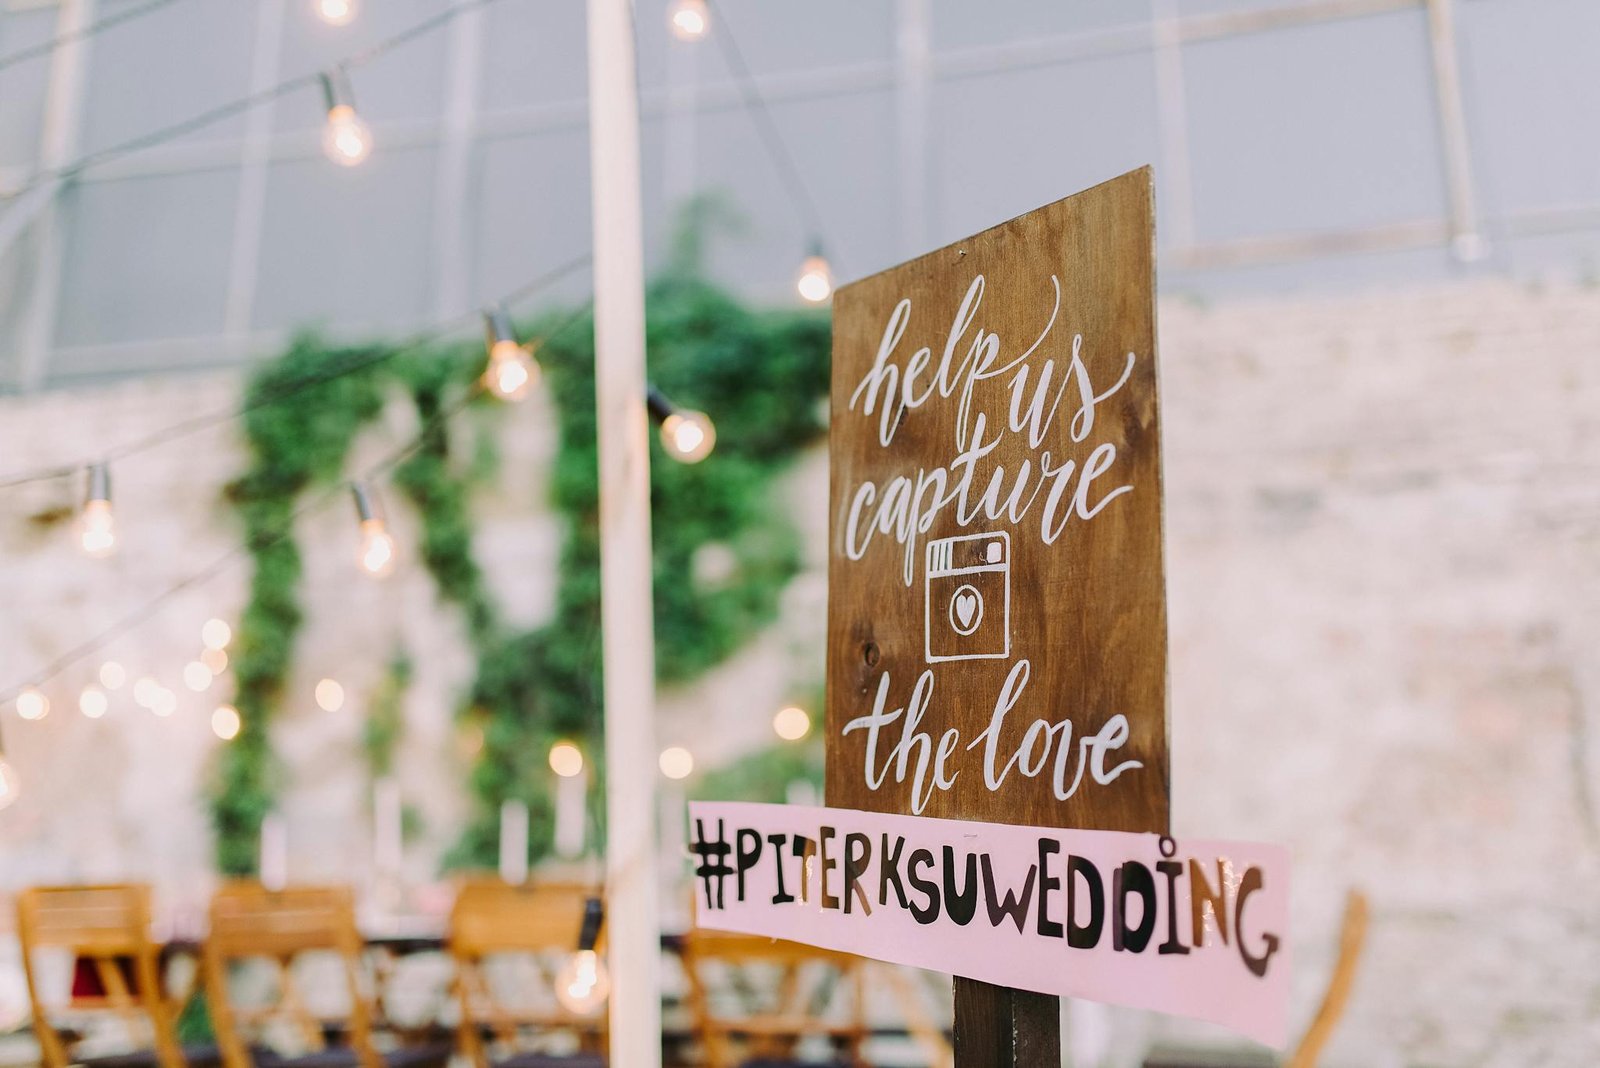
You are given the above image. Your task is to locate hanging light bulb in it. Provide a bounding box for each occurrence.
[0,752,18,810]
[773,705,811,741]
[796,242,834,304]
[667,0,709,40]
[315,0,357,26]
[212,705,242,741]
[482,306,539,402]
[15,688,48,721]
[548,741,584,779]
[320,71,372,167]
[183,661,214,692]
[646,387,716,464]
[351,482,397,578]
[202,618,232,650]
[99,661,126,690]
[79,463,115,557]
[554,898,610,1015]
[658,746,694,780]
[79,686,108,719]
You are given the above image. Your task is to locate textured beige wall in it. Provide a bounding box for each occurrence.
[1,277,1598,1063]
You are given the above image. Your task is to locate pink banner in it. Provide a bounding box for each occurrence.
[688,801,1291,1047]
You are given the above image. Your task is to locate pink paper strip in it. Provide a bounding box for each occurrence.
[688,801,1291,1047]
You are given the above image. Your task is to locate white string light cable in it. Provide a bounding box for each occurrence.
[0,254,592,493]
[0,0,513,202]
[0,0,192,76]
[691,0,837,304]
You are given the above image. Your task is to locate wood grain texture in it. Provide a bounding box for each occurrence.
[824,167,1169,837]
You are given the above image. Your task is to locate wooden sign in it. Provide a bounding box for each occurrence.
[824,167,1168,838]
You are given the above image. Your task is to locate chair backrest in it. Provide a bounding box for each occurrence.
[449,880,598,958]
[680,929,868,1068]
[16,884,184,1068]
[447,880,606,1068]
[202,883,378,1068]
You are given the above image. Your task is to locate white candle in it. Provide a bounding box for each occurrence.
[499,799,529,884]
[374,777,402,880]
[555,768,587,859]
[260,813,287,891]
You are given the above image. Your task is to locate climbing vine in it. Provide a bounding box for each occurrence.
[213,262,829,873]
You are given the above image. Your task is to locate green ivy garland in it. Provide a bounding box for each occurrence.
[213,268,829,874]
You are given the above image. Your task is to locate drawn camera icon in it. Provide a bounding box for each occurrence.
[924,531,1011,663]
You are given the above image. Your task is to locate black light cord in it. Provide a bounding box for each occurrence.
[702,0,828,245]
[1,0,513,202]
[0,298,594,709]
[0,0,190,76]
[0,253,591,492]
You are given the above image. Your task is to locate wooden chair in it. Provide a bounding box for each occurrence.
[201,883,448,1068]
[680,930,869,1068]
[16,884,200,1068]
[447,879,607,1068]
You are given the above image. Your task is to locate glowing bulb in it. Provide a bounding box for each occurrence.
[151,688,177,718]
[315,0,357,26]
[201,647,229,674]
[773,705,811,741]
[554,949,610,1016]
[549,742,584,779]
[314,678,345,712]
[79,498,116,557]
[484,339,538,401]
[183,661,213,692]
[358,518,397,577]
[660,411,716,463]
[0,756,19,810]
[133,677,161,708]
[15,688,48,721]
[658,746,694,780]
[79,686,108,719]
[322,104,372,167]
[796,254,834,303]
[202,618,232,650]
[668,0,708,40]
[99,661,126,690]
[212,705,241,741]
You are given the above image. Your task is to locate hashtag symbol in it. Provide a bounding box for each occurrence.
[692,818,733,911]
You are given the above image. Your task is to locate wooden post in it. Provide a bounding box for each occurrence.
[586,1,662,1064]
[953,979,1059,1067]
[824,169,1168,1064]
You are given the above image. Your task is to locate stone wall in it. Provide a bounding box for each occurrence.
[2,276,1598,1063]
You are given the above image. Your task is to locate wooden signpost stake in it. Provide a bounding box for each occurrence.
[824,167,1168,1063]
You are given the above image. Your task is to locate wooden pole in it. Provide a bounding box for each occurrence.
[586,1,662,1064]
[953,979,1059,1067]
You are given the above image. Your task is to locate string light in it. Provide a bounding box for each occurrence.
[0,753,18,811]
[79,463,116,557]
[482,306,538,402]
[772,705,810,741]
[319,71,372,167]
[646,387,716,464]
[554,898,609,1016]
[314,678,345,712]
[658,746,694,780]
[548,741,584,779]
[202,618,232,650]
[667,0,708,40]
[79,686,108,719]
[351,482,397,578]
[99,662,126,690]
[133,677,161,708]
[15,688,48,721]
[183,661,214,692]
[796,243,834,303]
[201,647,229,674]
[315,0,357,26]
[212,705,241,740]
